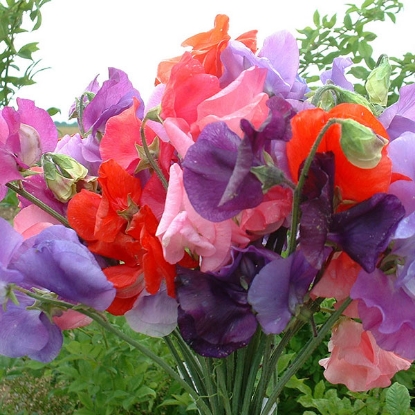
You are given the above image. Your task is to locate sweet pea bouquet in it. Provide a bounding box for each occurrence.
[1,13,415,414]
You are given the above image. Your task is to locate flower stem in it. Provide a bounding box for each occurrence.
[16,288,213,415]
[288,118,339,255]
[261,297,352,415]
[6,182,70,227]
[140,116,168,190]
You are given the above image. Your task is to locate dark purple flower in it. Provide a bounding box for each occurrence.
[81,68,144,137]
[175,246,275,357]
[176,267,257,358]
[328,193,405,272]
[220,31,308,100]
[320,57,354,91]
[182,121,263,222]
[298,153,405,272]
[299,152,335,268]
[248,250,316,334]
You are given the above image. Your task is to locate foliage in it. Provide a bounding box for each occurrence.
[0,317,197,415]
[296,0,411,104]
[0,0,50,107]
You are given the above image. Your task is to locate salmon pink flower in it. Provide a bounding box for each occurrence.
[320,319,411,392]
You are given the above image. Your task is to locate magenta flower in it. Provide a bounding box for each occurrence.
[0,98,58,199]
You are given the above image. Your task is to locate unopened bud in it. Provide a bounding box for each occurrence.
[339,119,388,169]
[366,55,391,106]
[42,153,88,202]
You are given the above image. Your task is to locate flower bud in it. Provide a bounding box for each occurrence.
[366,55,391,106]
[339,119,388,169]
[42,153,88,202]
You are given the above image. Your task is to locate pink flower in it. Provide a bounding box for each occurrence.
[237,185,292,237]
[320,319,411,392]
[14,204,61,239]
[195,66,269,136]
[156,163,235,272]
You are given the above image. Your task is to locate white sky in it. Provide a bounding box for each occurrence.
[12,0,415,122]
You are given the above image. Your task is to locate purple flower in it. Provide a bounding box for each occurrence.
[55,133,101,176]
[183,98,294,222]
[11,225,115,310]
[328,193,405,272]
[220,31,308,100]
[175,246,274,357]
[351,268,415,360]
[298,153,405,272]
[248,250,316,334]
[182,121,263,222]
[379,83,415,140]
[0,219,115,362]
[387,131,415,216]
[320,57,354,91]
[0,99,58,199]
[80,68,144,137]
[0,293,63,362]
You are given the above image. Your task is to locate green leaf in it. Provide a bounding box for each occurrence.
[385,382,411,415]
[47,106,61,116]
[17,42,39,59]
[343,13,353,30]
[313,10,320,27]
[358,41,373,59]
[362,0,375,7]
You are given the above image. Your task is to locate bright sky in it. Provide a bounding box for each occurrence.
[12,0,415,122]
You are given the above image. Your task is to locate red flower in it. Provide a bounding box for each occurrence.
[67,159,177,315]
[286,103,391,206]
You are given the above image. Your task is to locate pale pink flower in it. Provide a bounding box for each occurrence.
[320,319,411,392]
[156,163,235,272]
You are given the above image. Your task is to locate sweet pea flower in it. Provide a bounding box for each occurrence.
[351,211,415,359]
[156,14,257,84]
[320,57,354,91]
[156,163,234,272]
[55,132,101,176]
[387,131,415,215]
[0,219,115,362]
[195,66,270,136]
[175,246,275,357]
[247,250,317,334]
[75,67,144,138]
[320,319,411,392]
[220,30,308,100]
[379,83,415,140]
[0,98,58,200]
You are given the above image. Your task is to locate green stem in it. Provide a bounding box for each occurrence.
[16,288,213,415]
[140,117,168,190]
[231,346,247,415]
[6,182,70,227]
[216,362,232,415]
[261,297,352,415]
[288,118,339,255]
